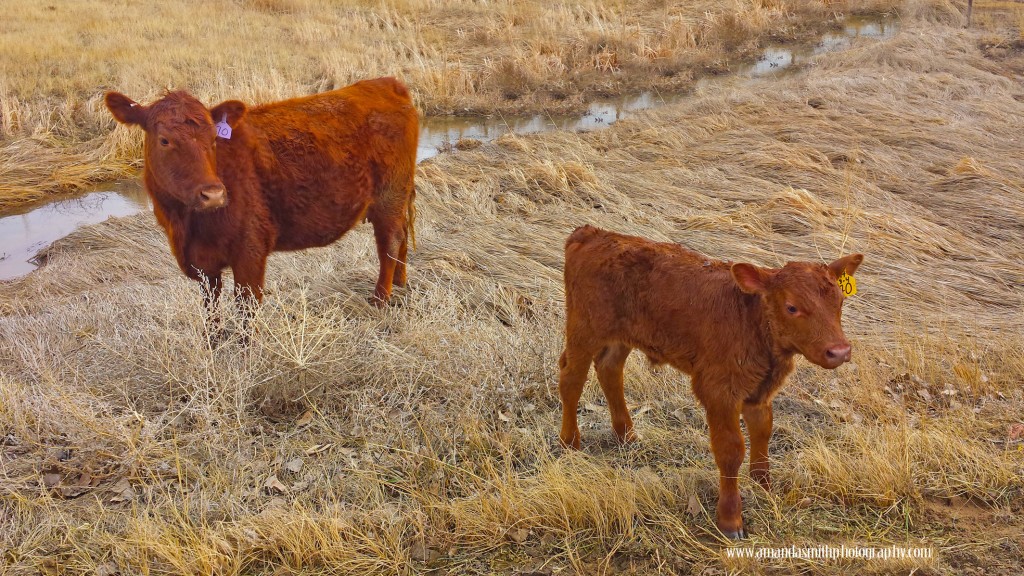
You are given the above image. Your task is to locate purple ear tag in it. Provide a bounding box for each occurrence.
[215,113,232,140]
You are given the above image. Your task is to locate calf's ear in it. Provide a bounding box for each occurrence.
[731,262,768,295]
[210,100,247,128]
[105,92,148,127]
[828,254,864,278]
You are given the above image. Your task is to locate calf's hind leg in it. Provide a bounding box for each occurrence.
[594,343,636,444]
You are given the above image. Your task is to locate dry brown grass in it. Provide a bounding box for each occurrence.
[2,4,1024,576]
[0,0,927,211]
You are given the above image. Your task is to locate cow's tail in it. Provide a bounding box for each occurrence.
[407,187,417,251]
[563,224,600,295]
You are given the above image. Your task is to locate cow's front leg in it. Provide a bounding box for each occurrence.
[231,254,267,334]
[706,401,747,539]
[188,267,225,346]
[742,401,773,491]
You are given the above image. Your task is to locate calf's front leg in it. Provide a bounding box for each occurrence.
[705,401,747,539]
[742,401,773,490]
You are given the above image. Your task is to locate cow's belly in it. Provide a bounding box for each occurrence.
[268,185,372,251]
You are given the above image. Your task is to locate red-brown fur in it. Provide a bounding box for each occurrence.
[105,77,418,314]
[558,225,863,539]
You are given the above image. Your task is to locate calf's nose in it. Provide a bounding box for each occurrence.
[198,185,227,209]
[825,343,852,364]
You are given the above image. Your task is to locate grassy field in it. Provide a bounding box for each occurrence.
[2,1,1024,575]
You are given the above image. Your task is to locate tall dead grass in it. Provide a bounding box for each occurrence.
[0,0,923,210]
[2,7,1024,576]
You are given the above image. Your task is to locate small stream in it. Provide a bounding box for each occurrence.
[0,15,897,281]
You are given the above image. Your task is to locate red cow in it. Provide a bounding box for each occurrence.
[558,225,863,539]
[105,77,418,314]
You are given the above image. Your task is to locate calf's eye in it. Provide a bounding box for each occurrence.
[786,304,798,315]
[159,137,170,146]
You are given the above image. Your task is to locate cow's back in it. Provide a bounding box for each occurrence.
[242,78,418,249]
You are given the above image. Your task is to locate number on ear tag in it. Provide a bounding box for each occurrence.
[838,272,857,297]
[215,113,232,140]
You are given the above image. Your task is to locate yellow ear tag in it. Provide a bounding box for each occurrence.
[838,272,857,297]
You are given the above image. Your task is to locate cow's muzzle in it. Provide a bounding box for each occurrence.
[196,184,227,210]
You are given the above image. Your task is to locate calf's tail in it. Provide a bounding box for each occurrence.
[565,224,600,251]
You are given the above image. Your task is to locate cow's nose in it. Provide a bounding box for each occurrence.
[198,185,226,209]
[825,343,852,364]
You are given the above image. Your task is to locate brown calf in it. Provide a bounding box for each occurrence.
[105,77,418,314]
[558,225,863,539]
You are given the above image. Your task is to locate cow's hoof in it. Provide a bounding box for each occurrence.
[368,295,390,308]
[206,328,228,348]
[721,527,747,540]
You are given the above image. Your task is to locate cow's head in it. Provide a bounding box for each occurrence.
[731,254,864,369]
[105,91,247,211]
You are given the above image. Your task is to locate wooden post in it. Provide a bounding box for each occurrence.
[966,0,974,27]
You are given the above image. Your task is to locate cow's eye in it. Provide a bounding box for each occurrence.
[786,304,799,315]
[159,137,170,147]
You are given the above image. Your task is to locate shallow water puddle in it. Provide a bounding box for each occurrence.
[0,183,150,280]
[0,15,897,281]
[416,15,898,158]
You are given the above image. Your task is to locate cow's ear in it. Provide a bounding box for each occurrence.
[105,92,148,127]
[828,254,864,278]
[210,100,247,128]
[732,262,768,295]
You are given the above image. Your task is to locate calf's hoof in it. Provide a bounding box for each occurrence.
[751,469,771,491]
[616,427,641,445]
[369,294,390,308]
[559,431,582,450]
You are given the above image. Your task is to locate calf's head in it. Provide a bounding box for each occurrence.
[105,91,246,211]
[732,254,864,369]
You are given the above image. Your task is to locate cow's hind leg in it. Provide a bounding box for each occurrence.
[368,213,406,307]
[558,346,594,449]
[594,343,637,444]
[394,224,410,288]
[394,189,414,288]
